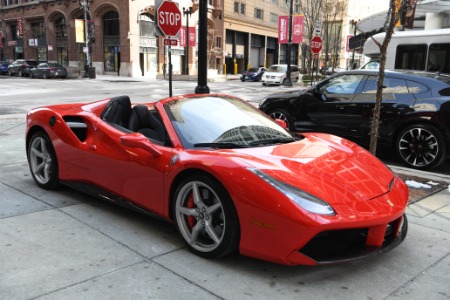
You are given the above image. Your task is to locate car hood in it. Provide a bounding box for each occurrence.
[263,71,285,76]
[230,133,394,204]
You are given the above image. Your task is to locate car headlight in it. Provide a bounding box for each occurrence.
[248,168,335,215]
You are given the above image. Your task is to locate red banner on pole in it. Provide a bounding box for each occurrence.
[180,25,186,47]
[278,16,288,44]
[17,18,23,37]
[180,26,196,47]
[292,15,304,44]
[188,27,196,47]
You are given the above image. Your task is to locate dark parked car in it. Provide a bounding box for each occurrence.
[259,70,450,170]
[240,67,267,82]
[0,61,9,75]
[30,62,67,79]
[8,59,38,77]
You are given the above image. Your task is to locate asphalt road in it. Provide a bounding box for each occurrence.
[1,74,448,175]
[1,75,449,299]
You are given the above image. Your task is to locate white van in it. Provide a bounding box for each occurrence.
[363,29,450,74]
[262,64,299,86]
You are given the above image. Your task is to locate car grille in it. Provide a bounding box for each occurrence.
[298,216,404,263]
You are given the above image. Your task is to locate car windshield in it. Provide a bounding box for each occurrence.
[268,65,286,73]
[164,96,294,149]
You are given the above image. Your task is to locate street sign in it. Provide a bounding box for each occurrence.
[157,1,182,37]
[310,36,322,54]
[314,20,322,36]
[163,38,178,46]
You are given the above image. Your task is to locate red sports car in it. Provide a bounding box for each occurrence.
[26,94,408,265]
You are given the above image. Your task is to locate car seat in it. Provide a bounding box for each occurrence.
[100,95,132,128]
[128,105,166,143]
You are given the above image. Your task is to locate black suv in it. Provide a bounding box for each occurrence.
[8,59,38,77]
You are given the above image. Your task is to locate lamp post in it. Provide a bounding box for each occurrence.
[283,0,293,87]
[195,0,210,94]
[79,0,90,76]
[350,19,358,69]
[182,7,193,76]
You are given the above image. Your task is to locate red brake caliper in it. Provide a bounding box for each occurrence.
[186,193,196,229]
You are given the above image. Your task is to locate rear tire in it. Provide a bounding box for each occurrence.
[43,72,48,79]
[27,131,59,189]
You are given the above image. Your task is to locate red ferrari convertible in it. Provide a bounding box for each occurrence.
[26,94,408,265]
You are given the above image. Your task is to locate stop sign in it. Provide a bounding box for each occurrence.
[310,36,322,54]
[157,1,182,37]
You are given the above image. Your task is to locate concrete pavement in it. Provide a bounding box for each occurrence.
[0,85,450,299]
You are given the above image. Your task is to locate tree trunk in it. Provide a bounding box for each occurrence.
[369,0,405,155]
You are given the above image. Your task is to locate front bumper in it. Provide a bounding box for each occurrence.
[292,214,408,264]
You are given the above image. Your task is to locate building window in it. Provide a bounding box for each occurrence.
[271,0,278,4]
[294,4,300,13]
[55,17,67,39]
[216,36,222,48]
[10,24,18,40]
[139,14,155,37]
[103,11,119,36]
[270,13,278,23]
[255,8,263,20]
[234,2,245,15]
[103,11,120,72]
[3,0,19,5]
[55,17,68,66]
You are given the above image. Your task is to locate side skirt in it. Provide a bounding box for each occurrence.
[61,181,167,222]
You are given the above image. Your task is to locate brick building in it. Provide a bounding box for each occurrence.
[1,0,301,78]
[0,0,224,77]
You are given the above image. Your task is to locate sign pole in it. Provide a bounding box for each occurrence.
[156,0,182,97]
[168,39,173,97]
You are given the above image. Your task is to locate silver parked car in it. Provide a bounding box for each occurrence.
[262,64,299,86]
[30,62,68,79]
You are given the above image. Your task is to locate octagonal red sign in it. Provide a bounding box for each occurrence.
[311,36,322,54]
[157,1,182,37]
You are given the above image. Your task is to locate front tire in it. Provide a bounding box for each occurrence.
[43,72,48,79]
[173,174,240,258]
[18,70,23,77]
[396,124,446,170]
[27,131,59,189]
[268,108,294,131]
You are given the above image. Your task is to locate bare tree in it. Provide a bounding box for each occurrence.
[299,0,324,72]
[369,0,420,155]
[322,0,348,73]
